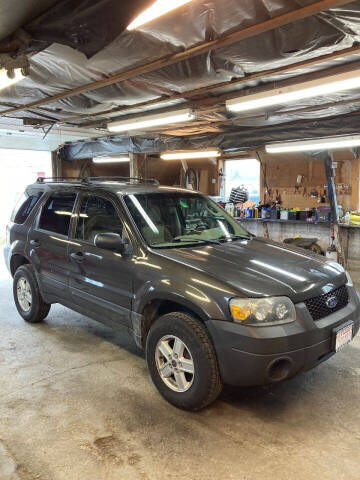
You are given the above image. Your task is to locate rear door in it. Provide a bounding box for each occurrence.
[67,192,134,328]
[27,191,77,302]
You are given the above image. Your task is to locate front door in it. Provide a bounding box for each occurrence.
[67,193,134,328]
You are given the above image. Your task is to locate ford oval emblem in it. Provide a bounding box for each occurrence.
[326,296,338,309]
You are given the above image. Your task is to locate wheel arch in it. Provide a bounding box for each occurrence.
[136,296,208,349]
[10,254,30,277]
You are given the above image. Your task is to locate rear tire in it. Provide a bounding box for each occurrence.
[13,264,50,323]
[146,312,222,411]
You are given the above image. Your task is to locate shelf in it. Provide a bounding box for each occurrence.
[235,218,331,226]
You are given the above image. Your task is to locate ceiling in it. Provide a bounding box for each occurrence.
[1,0,360,155]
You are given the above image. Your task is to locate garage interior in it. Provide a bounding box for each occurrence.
[1,1,360,479]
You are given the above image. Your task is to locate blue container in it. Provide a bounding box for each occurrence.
[246,207,253,219]
[261,208,271,219]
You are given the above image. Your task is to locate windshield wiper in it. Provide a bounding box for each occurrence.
[173,237,222,245]
[218,234,251,242]
[150,238,208,247]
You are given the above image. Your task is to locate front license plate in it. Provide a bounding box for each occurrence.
[334,322,354,352]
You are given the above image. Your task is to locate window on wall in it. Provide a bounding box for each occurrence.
[225,159,260,203]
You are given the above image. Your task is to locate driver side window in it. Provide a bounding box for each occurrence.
[76,195,123,243]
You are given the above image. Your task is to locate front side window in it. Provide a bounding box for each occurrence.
[76,195,123,242]
[124,192,250,248]
[11,192,43,224]
[39,193,76,236]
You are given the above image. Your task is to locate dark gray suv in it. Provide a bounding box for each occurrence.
[4,177,360,410]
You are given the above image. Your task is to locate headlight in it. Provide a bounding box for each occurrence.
[229,297,296,326]
[346,271,353,286]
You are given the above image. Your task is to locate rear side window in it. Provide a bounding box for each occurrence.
[11,192,43,224]
[39,193,76,236]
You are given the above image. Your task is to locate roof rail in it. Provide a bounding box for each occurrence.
[36,177,83,183]
[36,176,160,186]
[82,176,160,186]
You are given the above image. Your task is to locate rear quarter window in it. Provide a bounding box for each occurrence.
[11,192,43,224]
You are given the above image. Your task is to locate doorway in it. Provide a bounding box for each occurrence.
[0,149,51,244]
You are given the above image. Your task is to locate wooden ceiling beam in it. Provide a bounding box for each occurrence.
[0,0,352,117]
[64,43,360,127]
[78,59,360,132]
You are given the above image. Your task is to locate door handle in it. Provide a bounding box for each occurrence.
[30,239,40,248]
[70,252,85,263]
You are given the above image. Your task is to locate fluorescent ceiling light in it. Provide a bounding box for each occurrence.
[93,156,130,163]
[127,0,192,30]
[161,149,221,160]
[0,68,25,91]
[108,108,194,133]
[226,69,360,113]
[266,135,360,153]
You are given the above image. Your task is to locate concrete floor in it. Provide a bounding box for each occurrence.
[0,258,359,480]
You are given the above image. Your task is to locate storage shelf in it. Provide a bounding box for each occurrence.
[235,218,331,226]
[235,218,360,229]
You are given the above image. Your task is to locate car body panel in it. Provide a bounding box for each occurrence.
[3,179,360,387]
[152,238,347,303]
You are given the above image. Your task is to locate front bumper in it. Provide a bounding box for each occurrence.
[206,286,360,386]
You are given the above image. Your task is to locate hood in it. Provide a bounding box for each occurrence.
[152,237,347,303]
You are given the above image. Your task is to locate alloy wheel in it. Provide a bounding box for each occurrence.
[155,335,195,392]
[17,277,32,312]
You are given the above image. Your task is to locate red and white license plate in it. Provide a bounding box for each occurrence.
[335,322,353,352]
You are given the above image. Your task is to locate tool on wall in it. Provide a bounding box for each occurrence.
[180,159,199,190]
[184,168,199,190]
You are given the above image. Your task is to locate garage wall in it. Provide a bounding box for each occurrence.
[259,150,359,212]
[60,156,220,195]
[61,158,130,179]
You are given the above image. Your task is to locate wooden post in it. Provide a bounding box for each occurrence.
[255,150,267,204]
[129,152,139,179]
[51,150,62,177]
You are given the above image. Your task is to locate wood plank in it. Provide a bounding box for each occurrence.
[351,156,360,211]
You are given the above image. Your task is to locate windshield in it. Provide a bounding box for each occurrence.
[124,192,250,248]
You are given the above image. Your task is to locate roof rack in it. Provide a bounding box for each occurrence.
[82,176,160,186]
[36,177,83,183]
[36,176,159,186]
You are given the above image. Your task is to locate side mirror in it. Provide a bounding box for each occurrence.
[94,233,129,253]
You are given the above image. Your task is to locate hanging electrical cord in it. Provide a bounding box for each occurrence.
[79,159,94,178]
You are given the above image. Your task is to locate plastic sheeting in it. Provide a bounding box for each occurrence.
[2,0,360,159]
[25,0,154,58]
[59,109,360,160]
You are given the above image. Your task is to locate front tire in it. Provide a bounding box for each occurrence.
[13,265,51,323]
[146,312,222,411]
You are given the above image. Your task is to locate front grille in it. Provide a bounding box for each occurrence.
[305,285,349,321]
